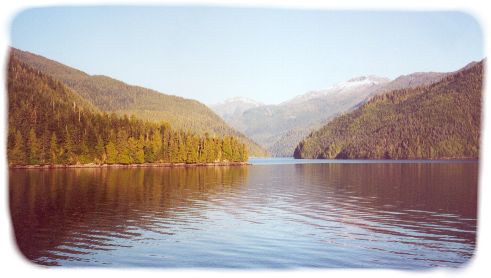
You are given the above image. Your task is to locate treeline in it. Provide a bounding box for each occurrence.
[10,47,268,157]
[294,60,483,159]
[7,56,248,166]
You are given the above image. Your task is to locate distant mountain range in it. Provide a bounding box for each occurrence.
[10,48,267,157]
[294,60,483,159]
[11,47,481,160]
[210,97,264,131]
[211,71,449,156]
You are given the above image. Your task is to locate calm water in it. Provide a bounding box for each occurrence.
[9,159,478,268]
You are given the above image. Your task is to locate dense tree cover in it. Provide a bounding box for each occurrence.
[7,56,248,165]
[10,47,267,157]
[294,60,483,159]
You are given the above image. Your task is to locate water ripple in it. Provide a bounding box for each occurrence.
[9,162,478,268]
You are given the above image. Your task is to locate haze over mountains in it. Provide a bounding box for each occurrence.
[210,97,264,130]
[211,71,450,156]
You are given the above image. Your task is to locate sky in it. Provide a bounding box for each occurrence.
[10,6,484,105]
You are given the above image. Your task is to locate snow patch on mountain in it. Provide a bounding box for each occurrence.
[210,96,264,120]
[282,75,391,105]
[218,97,264,106]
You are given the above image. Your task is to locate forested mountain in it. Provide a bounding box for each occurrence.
[366,72,447,100]
[212,76,390,156]
[294,60,483,159]
[212,69,449,157]
[9,48,267,157]
[7,55,248,165]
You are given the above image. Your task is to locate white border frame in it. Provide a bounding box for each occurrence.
[1,1,489,277]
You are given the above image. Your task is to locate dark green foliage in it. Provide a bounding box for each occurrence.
[8,130,26,165]
[49,133,58,164]
[222,136,233,161]
[10,47,267,157]
[27,128,41,164]
[105,141,118,164]
[294,61,483,160]
[7,55,248,165]
[95,136,106,162]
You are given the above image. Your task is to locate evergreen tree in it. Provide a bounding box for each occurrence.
[116,130,131,164]
[151,128,162,162]
[105,141,117,164]
[240,144,248,162]
[160,129,171,162]
[62,128,74,163]
[95,136,106,162]
[135,135,145,164]
[222,136,232,161]
[214,138,222,162]
[169,135,179,163]
[40,130,49,164]
[199,138,207,163]
[27,128,41,164]
[178,138,186,163]
[9,130,26,165]
[185,135,198,163]
[78,136,91,164]
[49,133,58,164]
[7,55,249,166]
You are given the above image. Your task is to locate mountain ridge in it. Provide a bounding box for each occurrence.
[7,55,249,165]
[9,47,268,157]
[294,59,483,159]
[210,66,457,157]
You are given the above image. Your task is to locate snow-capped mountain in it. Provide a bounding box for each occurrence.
[210,97,264,124]
[221,96,263,106]
[208,71,447,157]
[282,75,390,106]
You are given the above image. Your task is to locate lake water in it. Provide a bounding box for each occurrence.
[9,158,478,268]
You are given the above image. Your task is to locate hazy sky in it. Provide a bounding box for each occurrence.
[10,6,484,105]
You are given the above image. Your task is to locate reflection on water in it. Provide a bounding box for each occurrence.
[9,162,478,268]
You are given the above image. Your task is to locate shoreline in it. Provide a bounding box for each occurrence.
[290,156,479,161]
[9,161,250,169]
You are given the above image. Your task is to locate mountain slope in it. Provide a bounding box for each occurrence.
[294,60,483,159]
[367,72,448,99]
[211,97,263,124]
[212,76,391,156]
[212,69,450,157]
[10,47,267,156]
[7,55,248,165]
